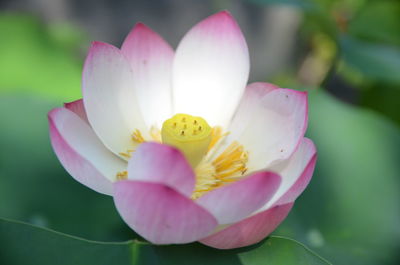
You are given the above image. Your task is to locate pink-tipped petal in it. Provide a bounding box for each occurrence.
[173,11,249,127]
[64,99,89,124]
[82,41,147,157]
[114,181,218,244]
[196,172,281,224]
[200,203,293,249]
[49,108,126,195]
[121,23,174,128]
[259,138,317,211]
[227,88,308,170]
[128,142,195,197]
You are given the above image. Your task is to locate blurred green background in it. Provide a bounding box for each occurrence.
[0,0,399,264]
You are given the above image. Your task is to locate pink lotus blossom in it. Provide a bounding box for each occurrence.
[48,11,316,249]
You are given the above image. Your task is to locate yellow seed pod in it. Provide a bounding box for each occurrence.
[161,113,212,167]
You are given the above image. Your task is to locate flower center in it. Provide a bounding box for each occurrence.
[161,113,212,167]
[116,115,249,199]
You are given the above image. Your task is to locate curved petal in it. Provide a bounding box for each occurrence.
[258,138,317,212]
[64,99,89,124]
[199,203,293,249]
[121,23,174,128]
[196,172,281,225]
[228,82,278,138]
[127,142,195,197]
[48,108,127,195]
[114,180,218,244]
[82,41,147,156]
[228,88,308,170]
[172,11,249,127]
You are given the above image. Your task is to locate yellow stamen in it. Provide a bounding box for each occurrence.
[116,170,128,180]
[162,114,212,167]
[119,129,148,160]
[192,140,249,199]
[119,149,134,159]
[132,129,145,143]
[208,126,229,151]
[150,126,162,142]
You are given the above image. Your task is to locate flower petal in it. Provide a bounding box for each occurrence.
[82,41,147,156]
[228,88,308,170]
[48,108,126,195]
[127,142,195,197]
[121,23,174,128]
[196,172,281,224]
[199,203,293,249]
[259,138,317,211]
[228,82,278,138]
[172,11,249,127]
[64,99,89,124]
[114,180,218,244]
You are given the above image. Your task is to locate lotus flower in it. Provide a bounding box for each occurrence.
[48,11,316,249]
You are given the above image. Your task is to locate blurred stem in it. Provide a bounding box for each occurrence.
[320,42,340,89]
[296,33,339,89]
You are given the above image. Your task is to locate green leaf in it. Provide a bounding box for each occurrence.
[340,36,400,84]
[360,84,400,126]
[0,218,133,265]
[0,218,331,265]
[277,90,400,265]
[348,1,400,46]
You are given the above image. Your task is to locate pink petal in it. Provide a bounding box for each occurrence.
[199,203,293,249]
[173,11,249,127]
[48,108,126,195]
[114,180,218,244]
[227,88,308,170]
[64,99,89,124]
[121,23,174,128]
[82,41,147,157]
[127,142,195,197]
[196,172,281,224]
[261,138,317,210]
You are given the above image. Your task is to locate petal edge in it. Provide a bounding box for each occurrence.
[48,108,126,195]
[199,203,293,249]
[128,142,195,197]
[114,180,218,244]
[196,171,281,224]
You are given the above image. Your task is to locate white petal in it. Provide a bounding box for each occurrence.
[258,138,317,212]
[82,42,147,156]
[228,82,278,138]
[228,87,308,170]
[172,11,249,127]
[121,23,174,128]
[49,108,127,194]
